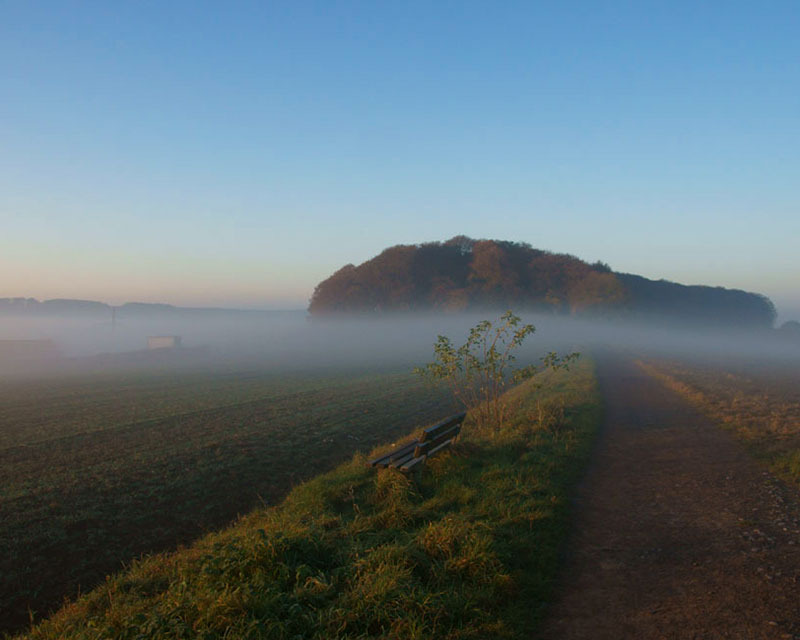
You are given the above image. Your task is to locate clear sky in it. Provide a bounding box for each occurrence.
[2,1,798,319]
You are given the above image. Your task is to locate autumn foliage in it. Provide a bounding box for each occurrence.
[309,237,776,328]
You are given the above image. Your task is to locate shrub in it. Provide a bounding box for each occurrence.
[414,311,578,429]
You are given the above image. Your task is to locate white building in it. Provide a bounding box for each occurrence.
[147,336,182,350]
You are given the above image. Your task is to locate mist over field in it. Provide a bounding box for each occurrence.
[1,307,797,380]
[2,275,797,638]
[3,303,798,634]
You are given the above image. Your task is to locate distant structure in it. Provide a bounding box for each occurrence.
[147,336,182,350]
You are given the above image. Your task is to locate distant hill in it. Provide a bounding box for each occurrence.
[0,299,280,317]
[778,320,800,338]
[0,298,112,315]
[0,298,175,316]
[308,237,777,328]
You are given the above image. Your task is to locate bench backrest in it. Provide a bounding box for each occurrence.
[367,411,467,469]
[413,412,466,458]
[419,412,467,443]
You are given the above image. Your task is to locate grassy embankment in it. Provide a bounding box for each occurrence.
[638,357,800,487]
[17,359,601,639]
[0,367,452,633]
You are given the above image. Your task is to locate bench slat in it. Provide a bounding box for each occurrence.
[367,412,466,472]
[400,455,427,471]
[373,451,412,468]
[420,412,466,443]
[402,439,457,471]
[414,424,461,458]
[388,451,417,468]
[426,439,455,457]
[368,440,418,467]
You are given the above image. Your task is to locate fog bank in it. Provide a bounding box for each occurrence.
[1,308,797,379]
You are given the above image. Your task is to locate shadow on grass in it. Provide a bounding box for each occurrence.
[20,362,601,640]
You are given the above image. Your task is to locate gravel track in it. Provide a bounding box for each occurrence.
[541,355,800,639]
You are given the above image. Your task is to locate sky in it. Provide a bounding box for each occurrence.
[1,1,798,320]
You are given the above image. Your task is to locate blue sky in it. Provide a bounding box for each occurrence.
[2,1,798,319]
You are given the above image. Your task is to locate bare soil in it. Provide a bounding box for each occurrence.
[540,355,800,639]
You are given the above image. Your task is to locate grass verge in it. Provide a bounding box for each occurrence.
[17,359,600,640]
[637,358,800,489]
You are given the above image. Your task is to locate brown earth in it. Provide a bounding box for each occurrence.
[540,355,800,639]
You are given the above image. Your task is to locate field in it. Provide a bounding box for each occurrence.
[0,360,454,634]
[638,355,800,487]
[17,359,601,639]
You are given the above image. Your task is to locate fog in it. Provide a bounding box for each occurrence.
[0,307,797,380]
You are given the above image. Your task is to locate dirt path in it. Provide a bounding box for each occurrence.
[540,355,800,639]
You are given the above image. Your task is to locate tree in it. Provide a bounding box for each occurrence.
[467,241,521,306]
[414,311,579,429]
[567,271,626,314]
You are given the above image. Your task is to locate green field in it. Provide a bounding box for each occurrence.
[0,363,454,633]
[15,359,600,639]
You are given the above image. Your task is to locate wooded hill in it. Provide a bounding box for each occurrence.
[308,237,777,328]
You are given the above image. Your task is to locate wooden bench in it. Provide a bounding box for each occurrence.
[368,412,466,472]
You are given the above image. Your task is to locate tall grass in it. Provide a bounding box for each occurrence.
[17,360,600,640]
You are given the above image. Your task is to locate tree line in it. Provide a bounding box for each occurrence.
[308,237,776,328]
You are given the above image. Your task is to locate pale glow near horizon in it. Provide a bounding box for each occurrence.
[2,3,798,320]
